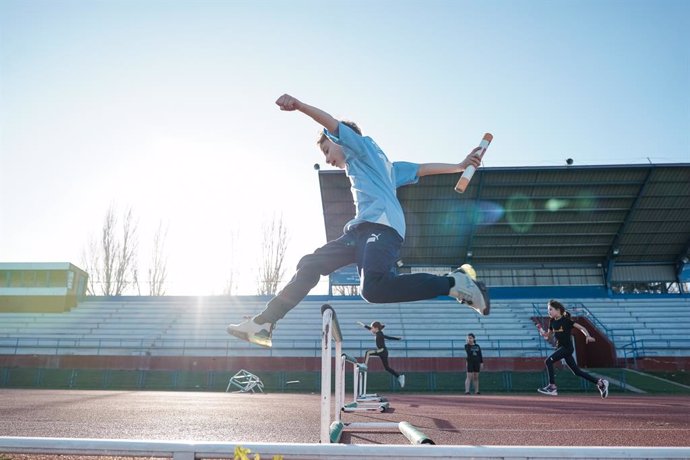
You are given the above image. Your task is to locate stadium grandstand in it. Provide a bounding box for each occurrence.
[1,163,690,394]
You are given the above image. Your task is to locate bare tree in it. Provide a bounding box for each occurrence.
[113,208,138,295]
[223,229,239,295]
[256,214,289,296]
[224,270,237,296]
[132,266,141,296]
[333,285,360,296]
[81,238,100,296]
[82,205,138,296]
[99,206,117,295]
[148,221,168,296]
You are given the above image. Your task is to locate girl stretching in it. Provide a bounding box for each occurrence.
[537,299,609,398]
[358,321,405,388]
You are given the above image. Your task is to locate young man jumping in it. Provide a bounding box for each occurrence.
[227,94,490,347]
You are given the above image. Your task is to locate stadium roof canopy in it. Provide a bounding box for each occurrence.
[318,163,690,270]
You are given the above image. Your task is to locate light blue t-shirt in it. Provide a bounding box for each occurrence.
[324,122,419,239]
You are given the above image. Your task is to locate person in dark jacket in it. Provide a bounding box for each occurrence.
[464,333,483,394]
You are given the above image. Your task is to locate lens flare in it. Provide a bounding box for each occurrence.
[545,198,569,212]
[574,190,597,212]
[474,200,504,225]
[506,194,535,233]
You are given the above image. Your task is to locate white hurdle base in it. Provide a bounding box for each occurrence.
[330,421,435,445]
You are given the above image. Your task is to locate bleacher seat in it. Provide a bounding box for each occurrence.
[1,296,689,359]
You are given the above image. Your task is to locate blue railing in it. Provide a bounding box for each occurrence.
[0,336,541,358]
[3,334,689,360]
[619,338,690,367]
[532,302,641,361]
[569,303,640,362]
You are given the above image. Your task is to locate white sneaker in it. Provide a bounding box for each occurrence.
[448,264,490,316]
[537,384,558,396]
[226,317,274,348]
[398,374,405,388]
[598,379,609,399]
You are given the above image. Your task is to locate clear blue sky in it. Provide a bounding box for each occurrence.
[1,0,688,294]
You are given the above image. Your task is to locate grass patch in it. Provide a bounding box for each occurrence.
[107,369,143,389]
[591,368,690,394]
[623,369,690,394]
[4,368,39,388]
[73,368,108,389]
[652,370,690,386]
[39,368,73,388]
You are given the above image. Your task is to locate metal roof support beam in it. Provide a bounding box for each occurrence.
[675,236,690,268]
[675,237,690,293]
[604,167,654,291]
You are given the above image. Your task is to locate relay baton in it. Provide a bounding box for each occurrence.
[454,133,493,193]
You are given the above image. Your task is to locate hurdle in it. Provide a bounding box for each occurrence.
[357,359,386,402]
[320,304,434,445]
[340,353,389,413]
[226,369,264,393]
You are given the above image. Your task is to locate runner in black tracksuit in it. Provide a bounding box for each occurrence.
[359,320,405,388]
[537,299,609,398]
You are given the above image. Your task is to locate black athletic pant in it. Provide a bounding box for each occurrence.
[545,345,599,385]
[255,223,451,324]
[365,349,400,378]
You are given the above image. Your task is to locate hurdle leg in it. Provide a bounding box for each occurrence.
[362,369,367,396]
[320,308,334,443]
[335,340,343,424]
[320,305,345,443]
[353,358,358,403]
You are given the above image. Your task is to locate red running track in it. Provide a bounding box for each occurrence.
[0,390,689,446]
